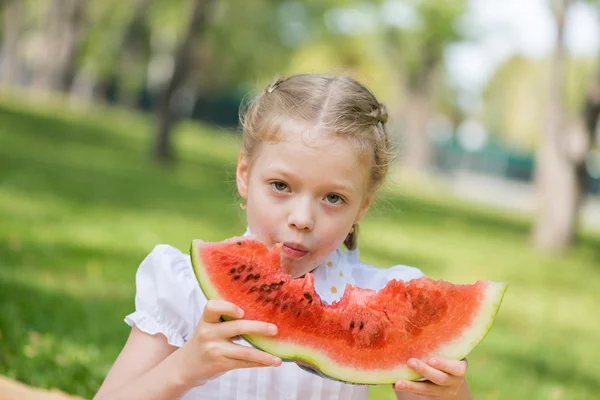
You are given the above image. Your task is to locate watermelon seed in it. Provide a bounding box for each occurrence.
[282,304,288,310]
[237,265,246,273]
[265,298,272,302]
[230,268,236,274]
[247,266,254,272]
[359,321,364,330]
[270,283,280,290]
[261,284,271,292]
[350,321,355,328]
[250,287,257,292]
[236,242,242,245]
[275,301,280,306]
[296,311,301,317]
[259,294,265,300]
[245,274,253,282]
[254,274,261,280]
[303,292,313,302]
[233,275,240,280]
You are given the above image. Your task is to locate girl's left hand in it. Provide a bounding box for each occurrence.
[393,358,469,399]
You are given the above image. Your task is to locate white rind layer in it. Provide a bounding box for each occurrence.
[191,240,508,385]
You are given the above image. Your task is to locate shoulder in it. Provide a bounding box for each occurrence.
[344,249,425,291]
[124,244,206,347]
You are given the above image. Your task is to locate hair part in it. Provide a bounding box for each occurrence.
[239,73,394,250]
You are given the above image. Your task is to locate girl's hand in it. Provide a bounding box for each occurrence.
[393,358,469,399]
[177,299,281,386]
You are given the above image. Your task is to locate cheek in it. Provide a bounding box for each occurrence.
[246,186,279,240]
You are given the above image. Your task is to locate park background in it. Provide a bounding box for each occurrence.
[1,0,599,399]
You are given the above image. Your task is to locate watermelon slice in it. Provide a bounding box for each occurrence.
[190,237,507,385]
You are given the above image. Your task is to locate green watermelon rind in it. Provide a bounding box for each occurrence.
[190,239,507,385]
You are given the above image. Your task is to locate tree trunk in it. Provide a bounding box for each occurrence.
[532,0,583,251]
[153,0,213,163]
[401,67,438,173]
[30,0,87,93]
[0,0,23,87]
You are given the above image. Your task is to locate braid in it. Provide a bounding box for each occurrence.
[343,224,359,250]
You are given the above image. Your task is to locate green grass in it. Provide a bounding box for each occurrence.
[0,99,599,399]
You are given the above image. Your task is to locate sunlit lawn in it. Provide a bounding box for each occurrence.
[1,99,599,399]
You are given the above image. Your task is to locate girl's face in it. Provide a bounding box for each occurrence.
[236,128,373,278]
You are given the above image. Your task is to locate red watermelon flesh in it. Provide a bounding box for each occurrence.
[190,237,507,385]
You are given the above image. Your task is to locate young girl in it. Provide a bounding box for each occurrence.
[94,74,472,400]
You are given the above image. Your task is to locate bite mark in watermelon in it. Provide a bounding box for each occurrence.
[190,237,507,385]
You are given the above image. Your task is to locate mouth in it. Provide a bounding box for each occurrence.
[281,242,309,259]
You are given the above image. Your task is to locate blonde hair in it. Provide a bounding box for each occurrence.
[239,74,393,250]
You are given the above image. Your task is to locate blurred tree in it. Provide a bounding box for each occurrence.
[70,0,152,105]
[482,56,596,149]
[153,0,215,162]
[0,0,24,86]
[382,0,465,173]
[532,0,599,250]
[29,0,88,93]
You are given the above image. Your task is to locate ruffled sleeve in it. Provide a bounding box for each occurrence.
[124,244,203,347]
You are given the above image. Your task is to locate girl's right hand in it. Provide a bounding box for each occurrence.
[176,299,281,386]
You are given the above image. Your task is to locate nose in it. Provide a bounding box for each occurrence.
[287,196,315,231]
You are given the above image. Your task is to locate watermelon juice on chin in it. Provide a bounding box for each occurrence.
[190,236,507,385]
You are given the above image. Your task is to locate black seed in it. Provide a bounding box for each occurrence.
[248,266,254,272]
[296,311,301,317]
[236,242,242,245]
[237,265,246,273]
[250,287,257,292]
[245,274,253,282]
[261,285,270,292]
[279,280,284,285]
[254,274,260,280]
[275,301,280,307]
[350,321,355,328]
[282,304,288,310]
[359,321,364,330]
[265,298,271,302]
[303,292,313,301]
[230,268,236,274]
[233,275,240,280]
[270,283,280,290]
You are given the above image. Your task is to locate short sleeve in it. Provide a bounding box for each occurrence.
[124,244,203,347]
[347,249,426,292]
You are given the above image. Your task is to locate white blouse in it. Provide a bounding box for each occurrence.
[124,241,424,400]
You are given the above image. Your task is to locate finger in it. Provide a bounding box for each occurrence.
[223,342,282,367]
[407,358,451,386]
[212,319,277,340]
[202,300,244,323]
[393,380,441,397]
[427,358,468,377]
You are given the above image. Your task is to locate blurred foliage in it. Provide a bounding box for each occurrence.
[483,55,599,149]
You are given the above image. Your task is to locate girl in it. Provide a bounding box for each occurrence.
[94,74,472,400]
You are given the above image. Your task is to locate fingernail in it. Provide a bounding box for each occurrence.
[272,356,281,366]
[268,324,278,334]
[408,359,418,368]
[429,358,438,367]
[237,308,244,317]
[395,382,405,389]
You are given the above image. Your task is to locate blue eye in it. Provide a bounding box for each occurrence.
[270,181,289,192]
[324,193,343,205]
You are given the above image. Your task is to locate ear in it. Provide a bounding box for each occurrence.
[354,193,374,224]
[236,151,250,199]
